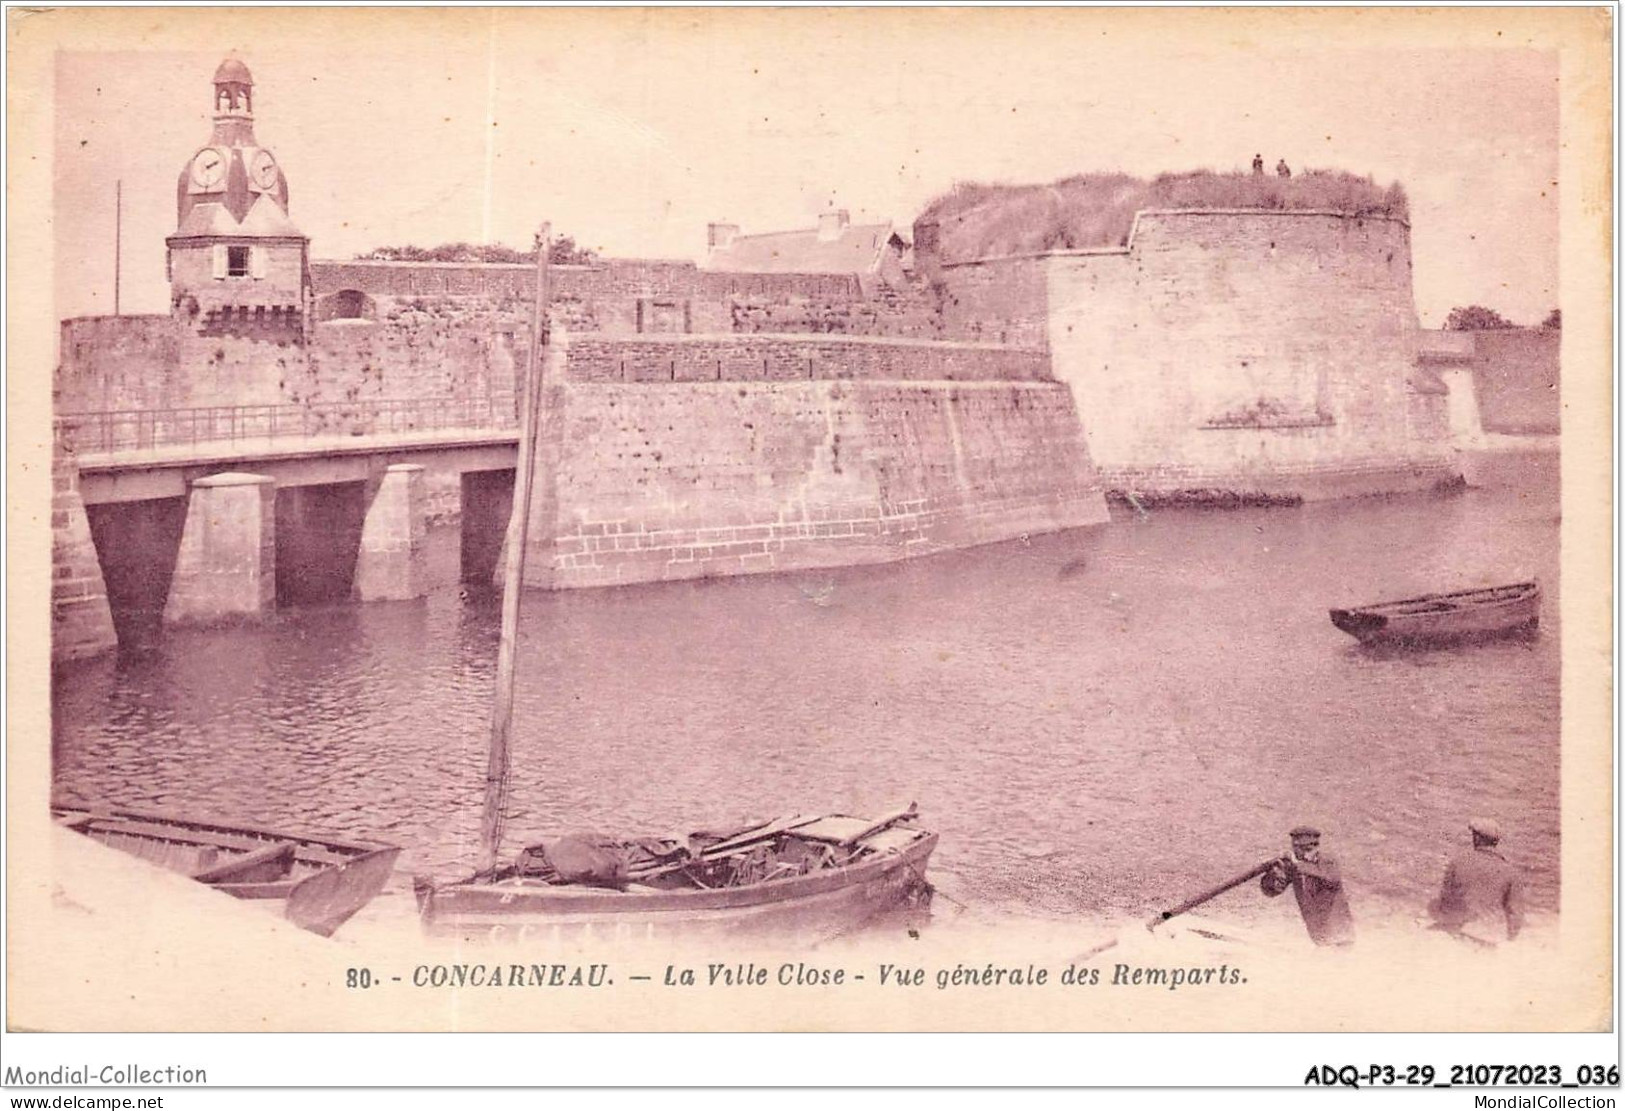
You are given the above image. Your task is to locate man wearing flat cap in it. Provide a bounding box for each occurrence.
[1261,824,1355,946]
[1430,818,1525,945]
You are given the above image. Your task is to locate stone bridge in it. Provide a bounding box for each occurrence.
[53,398,521,663]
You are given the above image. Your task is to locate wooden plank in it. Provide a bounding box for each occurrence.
[693,815,820,858]
[194,841,296,884]
[786,808,918,847]
[782,817,873,845]
[836,806,920,848]
[86,806,387,852]
[77,817,275,854]
[66,816,356,867]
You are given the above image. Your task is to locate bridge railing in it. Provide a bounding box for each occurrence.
[55,396,519,454]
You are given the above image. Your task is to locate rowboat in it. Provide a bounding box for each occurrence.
[415,808,937,942]
[54,806,402,937]
[1329,581,1540,646]
[417,230,936,942]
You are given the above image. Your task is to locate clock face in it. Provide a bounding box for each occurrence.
[190,148,227,190]
[249,149,279,190]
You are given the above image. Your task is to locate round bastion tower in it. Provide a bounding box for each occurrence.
[165,58,311,337]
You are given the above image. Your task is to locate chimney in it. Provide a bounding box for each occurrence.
[707,222,739,251]
[817,209,850,241]
[912,218,942,281]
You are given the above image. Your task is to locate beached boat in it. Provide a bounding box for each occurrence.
[1329,581,1540,646]
[415,808,937,941]
[416,230,936,942]
[54,806,401,937]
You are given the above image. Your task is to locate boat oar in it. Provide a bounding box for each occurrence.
[1145,858,1279,932]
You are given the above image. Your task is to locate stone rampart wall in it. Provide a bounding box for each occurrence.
[309,259,864,305]
[309,259,944,339]
[57,315,297,413]
[57,260,961,419]
[56,309,524,417]
[728,284,944,339]
[936,255,1050,347]
[1465,329,1561,435]
[563,334,1048,384]
[57,316,182,412]
[299,315,522,409]
[1041,210,1456,497]
[528,378,1108,589]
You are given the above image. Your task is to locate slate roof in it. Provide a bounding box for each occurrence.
[172,195,303,240]
[706,221,906,276]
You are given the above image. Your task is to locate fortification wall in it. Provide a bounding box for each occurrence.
[936,255,1050,347]
[526,373,1109,589]
[563,334,1047,383]
[1043,210,1456,500]
[1467,329,1561,434]
[57,315,298,413]
[728,285,943,338]
[57,307,526,420]
[299,314,522,408]
[309,258,942,339]
[57,316,184,412]
[309,258,864,304]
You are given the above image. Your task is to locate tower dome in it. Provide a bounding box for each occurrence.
[213,57,253,85]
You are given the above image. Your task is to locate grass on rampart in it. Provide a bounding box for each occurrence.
[918,170,1408,263]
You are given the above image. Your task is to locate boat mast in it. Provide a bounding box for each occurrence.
[478,223,551,875]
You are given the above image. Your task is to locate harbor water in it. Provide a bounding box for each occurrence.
[51,451,1561,932]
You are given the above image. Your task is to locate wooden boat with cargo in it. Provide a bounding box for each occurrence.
[1329,581,1540,647]
[53,806,402,937]
[414,807,937,941]
[415,230,936,942]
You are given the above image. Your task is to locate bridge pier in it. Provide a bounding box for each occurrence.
[355,464,427,601]
[459,469,515,585]
[85,495,187,651]
[274,481,365,605]
[52,448,118,662]
[163,472,277,627]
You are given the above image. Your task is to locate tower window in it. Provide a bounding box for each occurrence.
[227,246,251,277]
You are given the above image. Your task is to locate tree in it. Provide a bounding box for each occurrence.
[547,236,598,266]
[1541,308,1561,330]
[356,237,598,266]
[1444,305,1515,331]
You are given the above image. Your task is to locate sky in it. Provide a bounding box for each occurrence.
[47,8,1562,327]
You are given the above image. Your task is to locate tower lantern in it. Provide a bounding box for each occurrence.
[213,57,254,124]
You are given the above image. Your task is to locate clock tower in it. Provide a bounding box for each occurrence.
[166,58,311,337]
